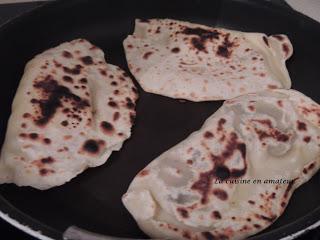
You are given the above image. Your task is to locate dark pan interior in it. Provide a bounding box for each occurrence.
[0,0,319,239]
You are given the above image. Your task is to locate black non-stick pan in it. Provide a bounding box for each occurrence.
[0,0,319,239]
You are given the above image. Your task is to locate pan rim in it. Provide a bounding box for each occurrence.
[0,211,54,240]
[0,205,319,240]
[0,0,319,239]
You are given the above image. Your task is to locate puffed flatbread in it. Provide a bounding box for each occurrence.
[123,89,320,240]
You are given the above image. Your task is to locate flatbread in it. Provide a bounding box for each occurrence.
[0,39,138,190]
[123,89,320,240]
[124,19,293,101]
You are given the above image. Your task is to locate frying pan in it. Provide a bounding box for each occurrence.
[0,0,319,239]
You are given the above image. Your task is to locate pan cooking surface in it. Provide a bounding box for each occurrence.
[0,0,319,239]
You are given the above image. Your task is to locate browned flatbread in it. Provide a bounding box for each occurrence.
[0,39,138,190]
[124,19,293,101]
[123,89,320,240]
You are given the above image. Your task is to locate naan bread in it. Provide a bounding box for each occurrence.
[0,39,138,190]
[124,19,293,101]
[123,89,320,240]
